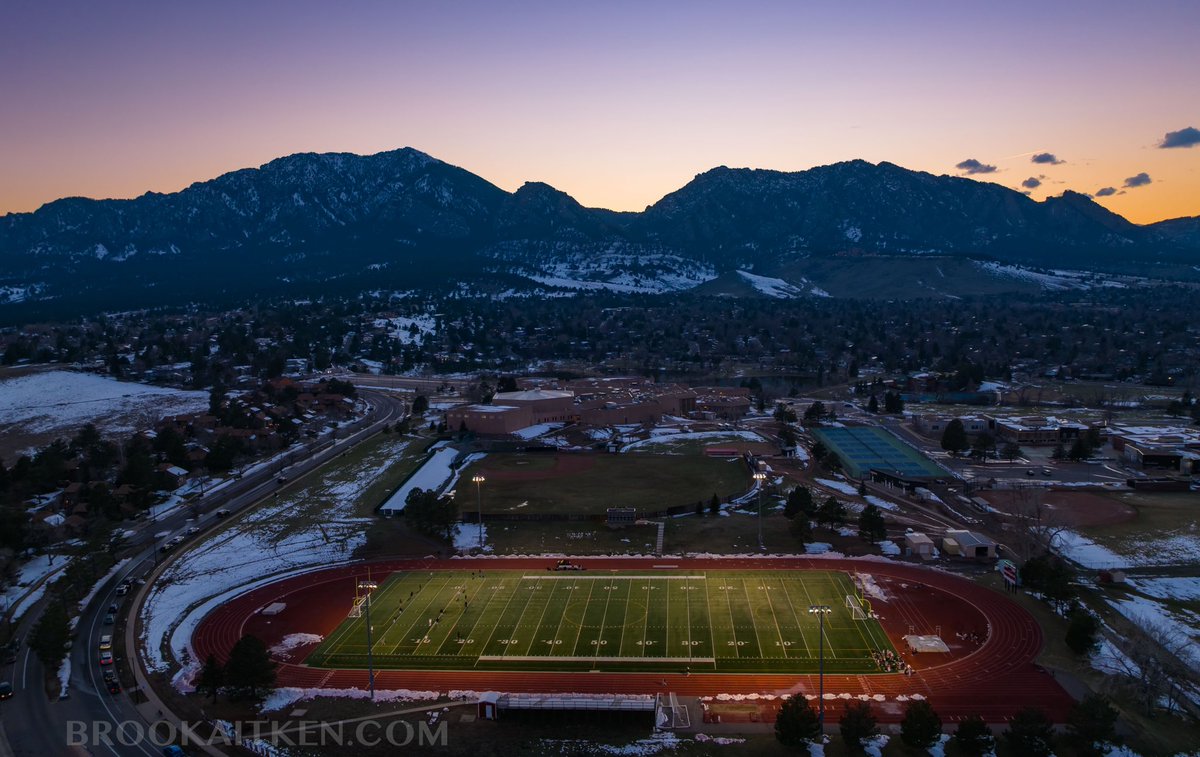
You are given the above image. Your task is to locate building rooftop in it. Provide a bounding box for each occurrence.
[493,389,574,401]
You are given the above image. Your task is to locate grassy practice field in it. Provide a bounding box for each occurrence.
[307,569,895,673]
[458,453,750,515]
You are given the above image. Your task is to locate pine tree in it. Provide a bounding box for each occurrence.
[867,395,879,414]
[224,635,276,699]
[775,694,821,748]
[816,496,846,527]
[940,419,970,456]
[900,699,942,749]
[1066,695,1119,757]
[784,486,813,519]
[839,701,878,753]
[1065,609,1100,655]
[857,503,887,542]
[198,653,225,703]
[709,493,722,515]
[1003,707,1055,757]
[29,600,72,668]
[790,516,813,547]
[952,716,994,757]
[1002,441,1023,463]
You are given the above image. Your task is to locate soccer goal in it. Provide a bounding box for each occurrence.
[348,595,368,618]
[844,594,868,621]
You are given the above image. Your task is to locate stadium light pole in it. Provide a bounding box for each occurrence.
[472,475,486,549]
[809,605,832,731]
[358,580,378,699]
[752,471,767,551]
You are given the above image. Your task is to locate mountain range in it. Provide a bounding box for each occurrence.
[2,147,1198,317]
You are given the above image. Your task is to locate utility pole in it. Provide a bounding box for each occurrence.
[809,605,831,730]
[752,471,767,551]
[472,475,486,549]
[358,579,378,699]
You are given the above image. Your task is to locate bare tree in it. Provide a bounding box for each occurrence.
[1004,483,1070,563]
[1099,614,1198,718]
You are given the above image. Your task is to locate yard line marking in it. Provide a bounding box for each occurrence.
[496,576,543,659]
[546,579,579,652]
[778,575,813,658]
[593,573,618,659]
[796,570,837,660]
[520,578,563,657]
[390,574,454,656]
[433,572,494,657]
[477,655,717,663]
[721,573,741,659]
[759,575,790,657]
[562,578,596,656]
[703,571,718,666]
[523,575,707,580]
[474,575,523,667]
[739,578,766,659]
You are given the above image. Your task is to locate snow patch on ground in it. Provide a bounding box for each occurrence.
[864,495,899,511]
[737,270,804,298]
[57,657,71,699]
[512,423,564,440]
[863,734,889,757]
[261,686,440,712]
[269,633,324,657]
[815,478,859,496]
[453,523,491,554]
[76,558,129,615]
[380,447,483,513]
[806,542,834,555]
[1051,531,1130,569]
[139,438,412,681]
[0,371,208,437]
[620,430,764,452]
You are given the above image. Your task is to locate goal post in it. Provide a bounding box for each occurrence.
[348,595,367,618]
[844,594,868,621]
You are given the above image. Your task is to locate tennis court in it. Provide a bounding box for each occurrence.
[813,426,945,479]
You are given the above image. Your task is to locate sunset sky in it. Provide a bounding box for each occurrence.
[1,0,1197,224]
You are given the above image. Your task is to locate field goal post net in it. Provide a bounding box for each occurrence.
[348,595,368,618]
[844,593,870,621]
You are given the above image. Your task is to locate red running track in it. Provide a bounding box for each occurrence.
[191,557,1075,723]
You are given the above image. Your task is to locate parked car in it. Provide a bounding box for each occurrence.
[102,670,117,684]
[108,603,119,614]
[215,509,231,518]
[114,584,129,596]
[1040,468,1053,476]
[186,527,200,535]
[107,680,121,695]
[103,613,115,625]
[99,635,112,651]
[1025,469,1036,475]
[99,651,113,666]
[0,681,13,700]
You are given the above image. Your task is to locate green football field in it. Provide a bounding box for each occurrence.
[306,570,896,673]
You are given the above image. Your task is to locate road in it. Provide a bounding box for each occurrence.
[2,389,407,757]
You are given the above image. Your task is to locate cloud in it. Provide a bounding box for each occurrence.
[1094,187,1117,197]
[956,158,997,175]
[1021,177,1042,189]
[1031,152,1064,165]
[1123,172,1152,188]
[1158,126,1200,149]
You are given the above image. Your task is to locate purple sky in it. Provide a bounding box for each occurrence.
[1,0,1197,222]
